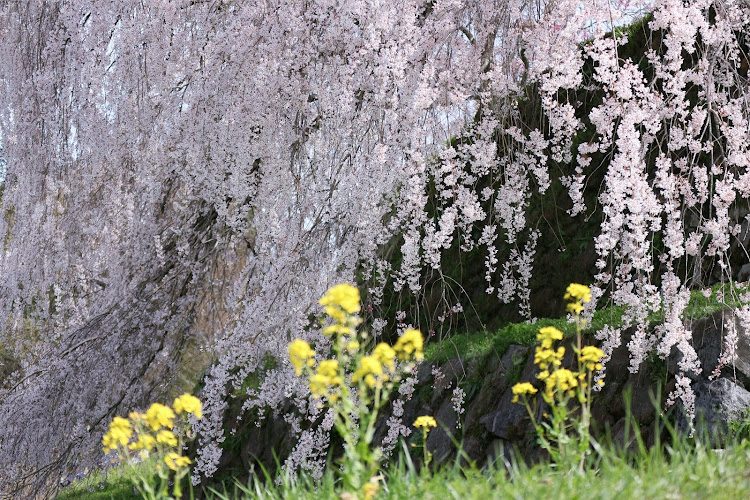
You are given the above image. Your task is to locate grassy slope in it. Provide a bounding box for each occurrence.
[64,437,750,500]
[60,280,750,499]
[57,460,152,500]
[113,438,750,500]
[371,443,750,500]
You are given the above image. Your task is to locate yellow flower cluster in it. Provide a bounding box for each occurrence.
[543,368,578,398]
[129,433,156,452]
[534,327,565,382]
[144,403,175,431]
[165,452,192,472]
[352,355,384,388]
[534,346,565,374]
[413,415,437,469]
[102,394,202,473]
[565,283,591,314]
[324,323,356,337]
[566,302,584,314]
[511,285,605,406]
[289,339,316,376]
[413,415,437,429]
[346,340,360,354]
[511,382,538,403]
[362,482,380,500]
[373,342,396,371]
[537,326,563,348]
[173,393,203,419]
[157,429,178,447]
[350,337,409,389]
[319,283,361,325]
[564,283,592,303]
[102,417,132,453]
[287,284,432,495]
[310,359,343,399]
[579,345,604,371]
[509,284,604,465]
[393,328,424,361]
[289,283,424,400]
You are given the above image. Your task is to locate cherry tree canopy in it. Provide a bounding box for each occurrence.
[0,0,749,495]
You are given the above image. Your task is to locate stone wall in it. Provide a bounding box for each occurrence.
[209,308,750,486]
[377,308,750,467]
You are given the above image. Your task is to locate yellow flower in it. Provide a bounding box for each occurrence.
[534,346,564,370]
[566,301,584,314]
[511,382,538,403]
[102,416,132,453]
[537,326,563,349]
[362,482,380,500]
[173,393,203,419]
[413,415,437,429]
[323,324,355,337]
[319,283,361,323]
[128,433,156,451]
[309,360,342,398]
[352,355,384,388]
[346,339,360,354]
[144,403,175,431]
[373,342,396,372]
[128,411,145,422]
[309,374,330,397]
[318,359,340,378]
[579,346,604,371]
[544,368,578,398]
[564,283,591,303]
[393,328,424,361]
[288,339,316,376]
[156,429,178,447]
[164,451,192,471]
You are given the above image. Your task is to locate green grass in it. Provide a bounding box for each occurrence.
[61,430,750,500]
[57,459,156,500]
[424,281,750,364]
[682,280,750,319]
[200,436,750,500]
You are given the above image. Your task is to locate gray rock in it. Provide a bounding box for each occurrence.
[727,311,750,389]
[416,361,436,385]
[480,387,538,441]
[667,308,750,390]
[677,378,750,444]
[667,310,724,379]
[426,394,459,466]
[460,346,530,434]
[479,344,541,440]
[738,263,750,283]
[431,357,467,405]
[602,374,660,425]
